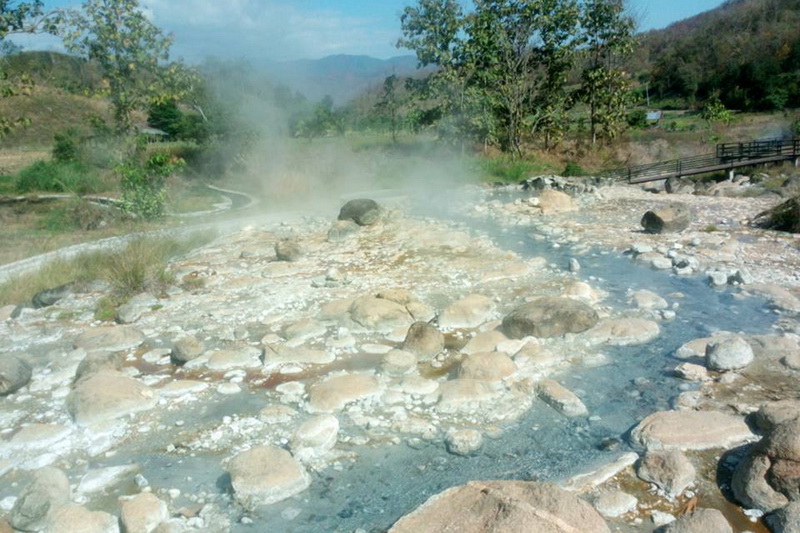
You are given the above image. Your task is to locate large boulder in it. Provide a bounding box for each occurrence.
[171,335,205,365]
[537,379,588,417]
[66,371,158,426]
[0,354,32,395]
[274,239,303,262]
[705,336,754,371]
[502,297,599,339]
[308,373,381,413]
[641,203,691,234]
[9,467,71,532]
[43,503,119,533]
[389,480,610,533]
[290,415,340,459]
[119,493,168,533]
[665,177,696,195]
[538,189,577,215]
[226,446,311,507]
[732,453,790,512]
[338,199,381,226]
[32,283,74,309]
[73,326,144,353]
[584,319,660,346]
[458,352,516,382]
[630,410,754,451]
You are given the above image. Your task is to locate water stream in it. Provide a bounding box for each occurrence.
[120,193,777,532]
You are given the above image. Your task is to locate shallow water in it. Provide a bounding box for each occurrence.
[119,197,779,533]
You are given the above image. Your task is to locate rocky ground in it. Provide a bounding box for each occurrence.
[1,177,800,532]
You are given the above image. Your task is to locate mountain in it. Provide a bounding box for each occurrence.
[263,54,421,105]
[635,0,800,110]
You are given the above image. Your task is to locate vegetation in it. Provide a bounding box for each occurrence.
[0,232,215,308]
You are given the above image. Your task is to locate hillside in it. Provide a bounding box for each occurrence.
[637,0,800,110]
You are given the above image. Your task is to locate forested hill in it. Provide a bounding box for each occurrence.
[638,0,800,110]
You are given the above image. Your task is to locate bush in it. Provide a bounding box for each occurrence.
[38,198,120,232]
[562,161,586,177]
[627,109,648,129]
[15,160,102,194]
[118,151,185,219]
[52,129,82,163]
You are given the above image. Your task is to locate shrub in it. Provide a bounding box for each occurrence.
[52,129,82,163]
[562,161,586,177]
[627,109,648,129]
[15,160,102,194]
[118,151,185,219]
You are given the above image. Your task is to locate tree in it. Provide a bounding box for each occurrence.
[464,0,581,155]
[63,0,174,134]
[376,74,401,143]
[576,0,636,145]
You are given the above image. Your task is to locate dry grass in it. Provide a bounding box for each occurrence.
[0,232,216,307]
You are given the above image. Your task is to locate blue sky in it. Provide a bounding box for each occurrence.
[16,0,727,62]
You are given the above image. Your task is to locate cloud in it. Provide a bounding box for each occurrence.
[141,0,401,62]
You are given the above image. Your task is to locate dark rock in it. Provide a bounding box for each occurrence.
[32,282,75,309]
[9,467,71,532]
[0,355,32,396]
[338,199,381,226]
[752,195,800,233]
[770,458,800,502]
[274,239,303,262]
[766,501,800,533]
[641,203,692,234]
[172,335,205,365]
[501,297,599,338]
[732,453,789,513]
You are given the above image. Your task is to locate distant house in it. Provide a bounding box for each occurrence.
[646,111,663,126]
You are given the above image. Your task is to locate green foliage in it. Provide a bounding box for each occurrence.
[147,99,182,137]
[118,150,185,219]
[478,155,555,183]
[52,128,81,162]
[562,161,586,177]
[701,96,732,125]
[38,197,118,231]
[15,160,101,194]
[63,0,176,133]
[627,109,648,128]
[791,117,800,137]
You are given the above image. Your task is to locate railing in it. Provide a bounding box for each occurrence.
[603,138,799,184]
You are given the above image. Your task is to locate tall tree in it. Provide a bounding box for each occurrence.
[465,0,581,155]
[63,0,174,134]
[576,0,636,145]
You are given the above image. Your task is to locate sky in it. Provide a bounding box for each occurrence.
[12,0,728,63]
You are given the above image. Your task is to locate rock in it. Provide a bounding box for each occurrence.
[43,503,119,533]
[537,379,588,417]
[706,336,754,371]
[445,429,483,456]
[32,283,74,309]
[437,379,500,414]
[461,330,508,355]
[630,410,755,450]
[327,220,361,242]
[458,352,516,382]
[569,258,581,273]
[67,371,158,426]
[584,319,660,346]
[381,350,418,377]
[665,177,696,195]
[205,346,263,371]
[171,336,204,365]
[641,203,691,234]
[74,326,144,353]
[308,373,381,413]
[284,319,326,341]
[674,363,708,382]
[765,419,800,463]
[116,293,157,324]
[259,404,298,424]
[401,322,444,359]
[636,449,696,498]
[732,454,790,513]
[349,297,412,332]
[661,508,732,533]
[77,465,140,495]
[74,352,123,382]
[274,239,302,262]
[226,446,311,507]
[438,294,496,330]
[502,297,599,339]
[9,467,71,532]
[594,490,638,518]
[538,190,577,215]
[753,400,800,432]
[263,344,334,366]
[338,199,381,226]
[389,480,610,533]
[0,354,32,395]
[119,493,168,533]
[765,501,800,533]
[769,458,800,501]
[291,415,339,459]
[631,289,669,310]
[675,337,714,360]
